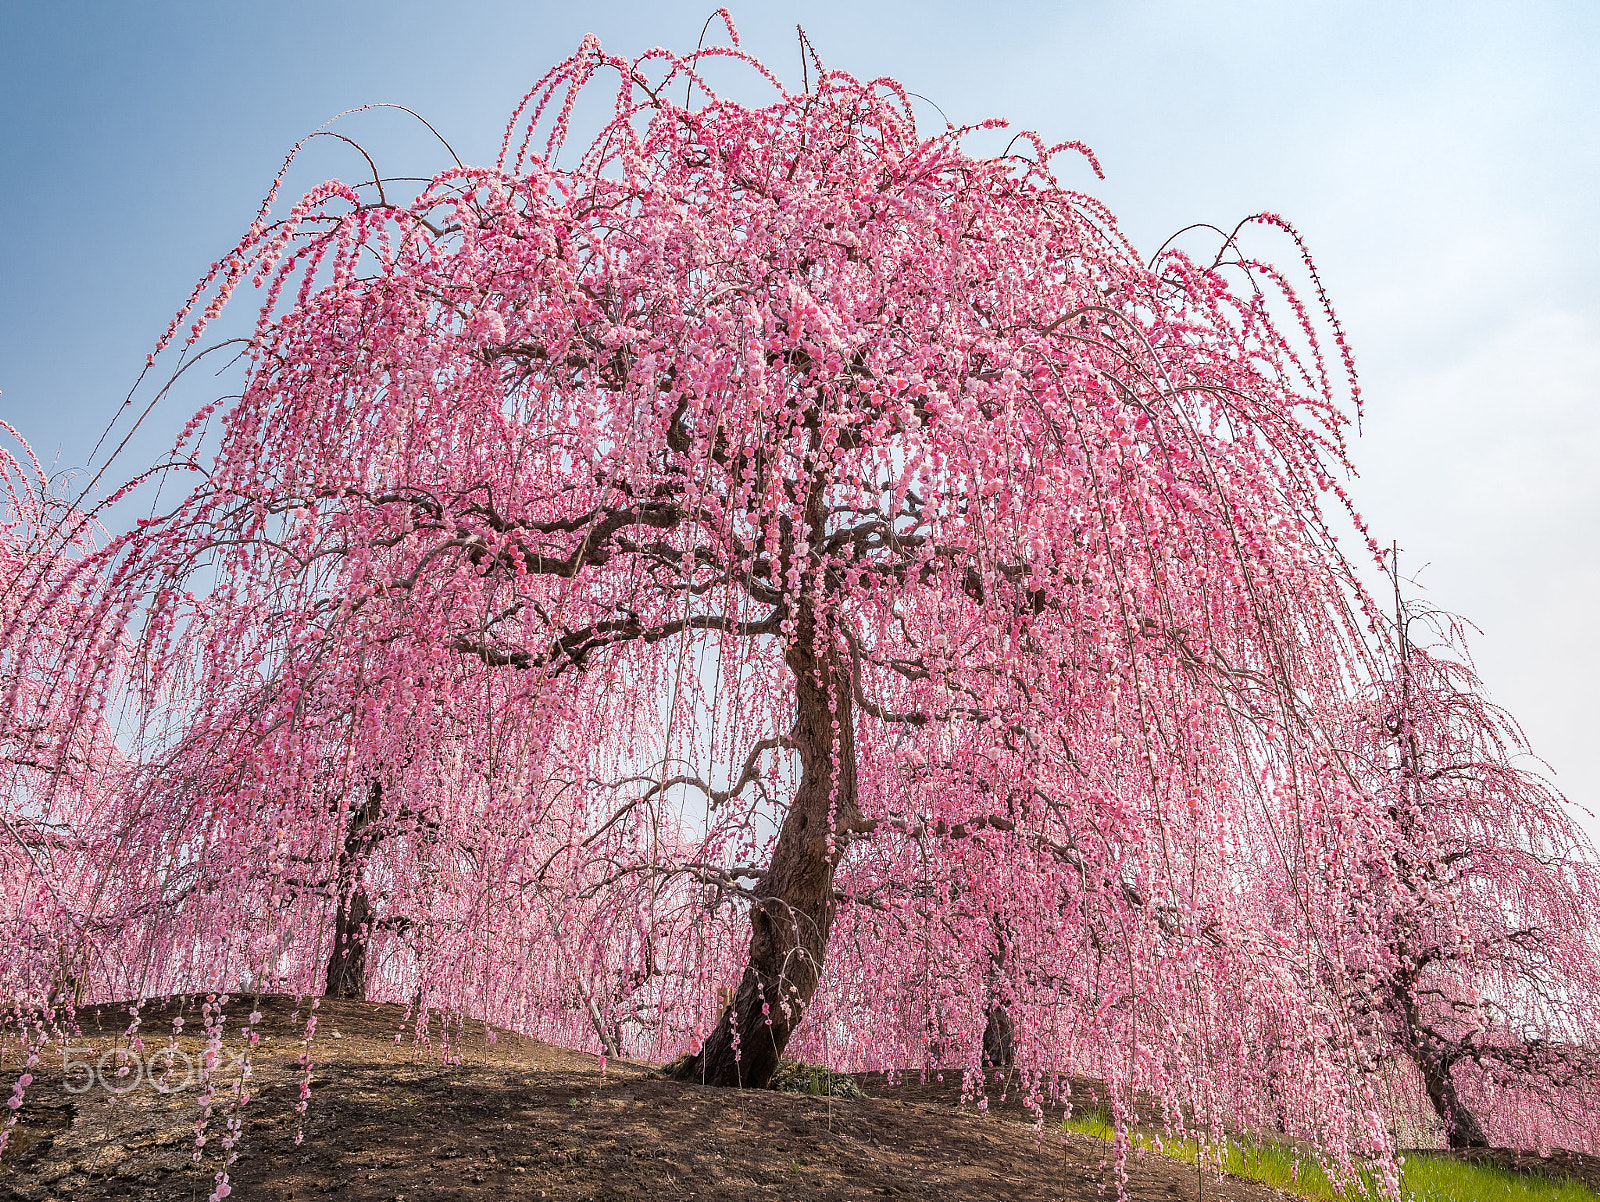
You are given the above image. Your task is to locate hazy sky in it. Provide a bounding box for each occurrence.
[2,1,1595,832]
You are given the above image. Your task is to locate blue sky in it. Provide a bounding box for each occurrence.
[2,1,1596,831]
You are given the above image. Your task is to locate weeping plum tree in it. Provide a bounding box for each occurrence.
[1333,562,1600,1147]
[9,21,1374,1087]
[0,431,134,1011]
[10,21,1563,1145]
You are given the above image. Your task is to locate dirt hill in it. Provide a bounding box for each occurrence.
[0,994,1580,1201]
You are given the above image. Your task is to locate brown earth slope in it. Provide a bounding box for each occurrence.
[0,995,1583,1201]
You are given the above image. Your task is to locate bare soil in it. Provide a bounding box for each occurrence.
[0,995,1585,1201]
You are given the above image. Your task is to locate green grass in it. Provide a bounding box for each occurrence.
[1399,1156,1597,1202]
[1060,1113,1596,1202]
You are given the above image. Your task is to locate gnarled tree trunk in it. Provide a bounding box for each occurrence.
[671,607,858,1087]
[324,780,383,1000]
[1410,1043,1488,1148]
[1396,985,1488,1148]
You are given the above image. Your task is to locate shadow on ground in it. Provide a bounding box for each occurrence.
[3,996,1589,1201]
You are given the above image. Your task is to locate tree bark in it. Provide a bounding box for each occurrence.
[324,780,383,1000]
[1410,1044,1488,1149]
[983,921,1014,1068]
[1396,996,1488,1149]
[670,603,858,1087]
[982,1006,1015,1068]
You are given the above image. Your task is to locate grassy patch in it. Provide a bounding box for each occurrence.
[1400,1156,1597,1202]
[1060,1114,1596,1202]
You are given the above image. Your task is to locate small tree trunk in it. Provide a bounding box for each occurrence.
[982,921,1014,1068]
[324,780,383,1000]
[576,976,622,1059]
[982,1005,1015,1068]
[671,605,858,1088]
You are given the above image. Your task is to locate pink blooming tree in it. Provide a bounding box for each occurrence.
[1331,565,1600,1148]
[12,21,1592,1167]
[0,429,134,1010]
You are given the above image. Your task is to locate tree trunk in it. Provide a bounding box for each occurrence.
[983,921,1014,1068]
[670,606,858,1088]
[1393,980,1488,1148]
[324,780,383,1000]
[1411,1046,1488,1148]
[982,1005,1015,1068]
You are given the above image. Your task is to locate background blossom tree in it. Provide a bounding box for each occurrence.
[0,429,133,1010]
[1332,560,1600,1147]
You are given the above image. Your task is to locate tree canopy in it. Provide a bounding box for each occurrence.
[3,21,1596,1176]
